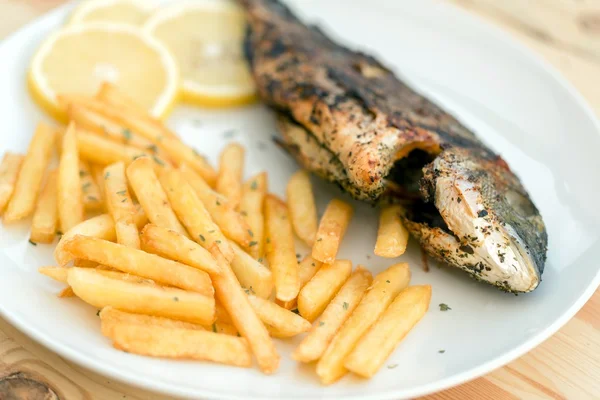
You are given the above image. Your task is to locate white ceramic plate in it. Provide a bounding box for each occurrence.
[1,1,599,399]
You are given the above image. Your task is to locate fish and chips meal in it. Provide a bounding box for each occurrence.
[0,0,547,385]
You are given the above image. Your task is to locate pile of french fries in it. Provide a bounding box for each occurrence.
[0,82,431,383]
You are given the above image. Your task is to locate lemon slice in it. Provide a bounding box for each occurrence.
[28,23,179,120]
[144,1,256,108]
[68,0,156,26]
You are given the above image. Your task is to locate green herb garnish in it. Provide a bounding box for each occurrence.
[122,128,132,141]
[439,303,451,311]
[152,155,165,166]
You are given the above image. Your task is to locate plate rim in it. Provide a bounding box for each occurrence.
[1,1,599,399]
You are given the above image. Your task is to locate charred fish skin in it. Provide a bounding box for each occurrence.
[242,0,548,292]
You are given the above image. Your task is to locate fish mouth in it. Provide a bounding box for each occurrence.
[390,147,544,293]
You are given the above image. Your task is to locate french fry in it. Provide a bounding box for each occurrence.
[96,83,160,123]
[30,170,58,244]
[58,123,84,231]
[158,168,234,261]
[316,262,411,384]
[126,157,188,237]
[68,105,158,151]
[61,96,216,185]
[298,260,352,322]
[374,205,409,258]
[230,242,273,299]
[4,123,55,222]
[140,224,221,276]
[207,303,238,336]
[40,266,156,285]
[79,160,103,211]
[100,307,205,337]
[61,235,214,297]
[39,266,69,283]
[179,164,251,248]
[276,255,323,310]
[107,323,251,367]
[286,170,318,246]
[210,247,280,374]
[240,172,267,258]
[77,130,146,166]
[73,259,100,268]
[344,285,431,378]
[216,143,244,208]
[0,152,24,213]
[104,162,140,249]
[58,287,75,297]
[54,206,147,265]
[264,195,299,302]
[209,320,239,336]
[312,199,354,264]
[89,163,107,207]
[67,267,214,325]
[247,294,311,338]
[293,267,372,362]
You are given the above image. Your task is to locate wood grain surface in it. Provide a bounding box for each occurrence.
[1,0,599,399]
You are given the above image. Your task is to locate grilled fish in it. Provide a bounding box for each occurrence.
[241,0,548,292]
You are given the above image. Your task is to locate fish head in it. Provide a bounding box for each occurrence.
[402,147,547,292]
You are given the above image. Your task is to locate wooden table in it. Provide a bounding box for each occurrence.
[1,1,599,399]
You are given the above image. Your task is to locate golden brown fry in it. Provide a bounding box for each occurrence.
[210,247,280,374]
[58,123,84,232]
[312,199,354,264]
[41,266,153,285]
[77,130,148,166]
[374,205,409,258]
[0,152,24,213]
[100,307,205,337]
[264,194,299,302]
[96,83,157,121]
[179,164,251,248]
[276,255,323,310]
[68,105,158,151]
[293,267,372,362]
[60,96,216,185]
[247,294,311,338]
[206,304,238,336]
[79,160,103,211]
[209,321,239,336]
[104,162,140,249]
[298,260,352,322]
[4,123,55,222]
[30,170,58,244]
[316,262,411,384]
[216,143,244,208]
[159,168,233,261]
[67,267,214,325]
[108,323,251,367]
[230,242,273,299]
[58,287,75,297]
[54,207,147,265]
[89,163,107,207]
[240,172,267,258]
[126,157,188,237]
[39,266,69,283]
[62,235,214,297]
[286,170,318,246]
[73,259,100,268]
[140,224,221,276]
[344,285,432,377]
